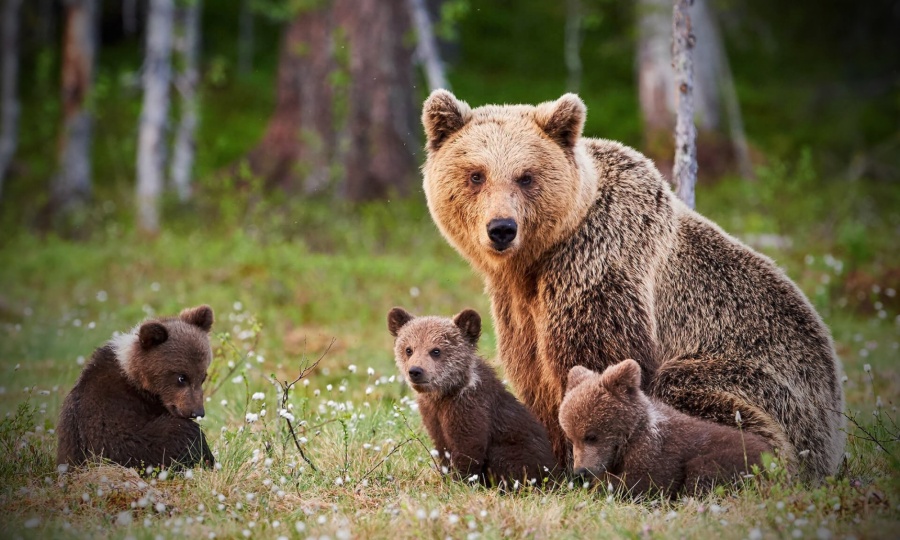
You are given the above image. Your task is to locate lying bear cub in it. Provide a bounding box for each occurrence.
[57,305,216,469]
[388,307,556,486]
[559,360,773,497]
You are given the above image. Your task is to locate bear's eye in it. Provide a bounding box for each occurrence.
[517,172,533,186]
[429,348,441,358]
[584,434,598,444]
[405,347,413,357]
[469,172,484,185]
[177,375,188,386]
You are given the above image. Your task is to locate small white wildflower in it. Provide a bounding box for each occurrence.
[430,449,440,457]
[366,386,374,395]
[449,514,460,525]
[863,364,871,373]
[252,392,265,401]
[233,301,243,311]
[260,408,266,417]
[367,367,375,376]
[155,502,165,513]
[150,282,161,292]
[748,528,763,540]
[798,449,810,458]
[76,356,85,366]
[735,410,742,424]
[416,508,427,520]
[116,511,133,526]
[158,470,168,481]
[348,364,358,373]
[232,375,244,384]
[96,290,108,302]
[278,409,295,422]
[295,522,306,532]
[256,355,264,364]
[245,412,259,423]
[335,477,344,486]
[468,474,479,483]
[317,515,327,525]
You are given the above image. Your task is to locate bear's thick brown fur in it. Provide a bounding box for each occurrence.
[388,307,557,486]
[560,360,773,497]
[56,305,216,469]
[420,90,845,482]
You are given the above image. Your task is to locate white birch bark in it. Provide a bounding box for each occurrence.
[170,0,201,201]
[0,0,23,199]
[136,0,174,234]
[673,0,697,209]
[407,0,450,91]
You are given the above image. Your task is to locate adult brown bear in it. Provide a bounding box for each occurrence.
[420,90,845,482]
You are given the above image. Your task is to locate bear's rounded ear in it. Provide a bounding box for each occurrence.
[388,307,414,337]
[453,309,481,345]
[535,93,586,150]
[566,365,594,392]
[180,305,214,333]
[138,322,169,349]
[600,359,642,394]
[422,89,472,153]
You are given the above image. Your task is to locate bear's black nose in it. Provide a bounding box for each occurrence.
[487,218,517,250]
[408,366,425,383]
[190,408,206,419]
[573,467,590,478]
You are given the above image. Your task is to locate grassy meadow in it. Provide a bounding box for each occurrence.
[1,171,899,539]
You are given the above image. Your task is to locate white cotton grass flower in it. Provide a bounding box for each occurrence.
[367,367,375,376]
[278,409,295,422]
[348,365,357,373]
[245,413,259,423]
[251,392,265,401]
[735,410,742,424]
[863,364,872,373]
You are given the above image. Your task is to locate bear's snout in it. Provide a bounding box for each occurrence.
[487,218,517,251]
[408,366,426,383]
[573,467,590,479]
[189,407,206,419]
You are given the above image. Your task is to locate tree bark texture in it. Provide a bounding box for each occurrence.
[673,0,697,209]
[51,0,97,214]
[564,0,583,93]
[136,0,174,234]
[0,0,23,199]
[407,0,450,91]
[246,0,419,200]
[170,0,201,202]
[337,0,418,201]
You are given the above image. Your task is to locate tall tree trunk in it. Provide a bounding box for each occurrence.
[407,0,450,91]
[564,0,583,93]
[237,0,253,76]
[170,0,201,202]
[123,0,138,36]
[245,4,335,192]
[337,0,418,201]
[637,0,674,157]
[0,0,23,200]
[51,0,97,215]
[673,0,697,209]
[136,0,174,234]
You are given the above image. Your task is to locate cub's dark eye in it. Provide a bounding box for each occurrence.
[405,347,413,357]
[469,172,484,185]
[584,434,598,444]
[177,375,188,386]
[429,348,441,358]
[517,172,533,186]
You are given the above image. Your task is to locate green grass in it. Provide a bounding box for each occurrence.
[0,174,899,538]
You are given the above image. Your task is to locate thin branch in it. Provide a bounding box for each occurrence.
[354,437,415,489]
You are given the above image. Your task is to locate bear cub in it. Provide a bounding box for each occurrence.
[388,307,556,486]
[559,360,773,497]
[57,305,216,469]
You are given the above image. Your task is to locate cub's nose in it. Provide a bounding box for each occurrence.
[190,408,206,419]
[408,366,425,383]
[487,218,517,250]
[573,467,590,478]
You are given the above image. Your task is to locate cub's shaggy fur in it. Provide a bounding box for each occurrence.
[560,361,772,497]
[57,305,216,469]
[388,307,556,485]
[420,90,845,482]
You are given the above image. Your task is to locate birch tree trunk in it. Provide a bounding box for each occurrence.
[407,0,449,91]
[337,0,418,201]
[170,0,201,202]
[238,0,253,76]
[672,0,697,209]
[51,0,97,215]
[136,0,174,234]
[0,0,23,199]
[564,0,583,93]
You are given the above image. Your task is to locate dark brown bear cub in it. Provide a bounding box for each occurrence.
[559,360,772,497]
[388,307,556,486]
[57,305,216,469]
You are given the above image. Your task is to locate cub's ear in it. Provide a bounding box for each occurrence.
[138,322,169,349]
[566,365,594,392]
[422,89,472,152]
[452,309,481,345]
[534,93,586,150]
[600,359,642,394]
[388,307,414,337]
[180,304,214,333]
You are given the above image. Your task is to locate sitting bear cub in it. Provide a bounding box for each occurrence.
[57,305,216,469]
[388,307,556,486]
[559,360,772,497]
